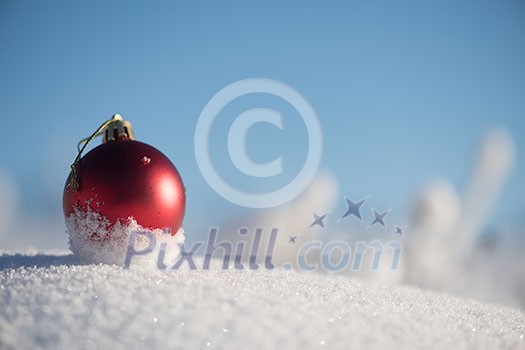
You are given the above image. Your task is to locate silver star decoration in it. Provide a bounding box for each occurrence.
[310,212,327,228]
[287,234,299,244]
[394,225,407,236]
[340,196,368,221]
[368,208,391,228]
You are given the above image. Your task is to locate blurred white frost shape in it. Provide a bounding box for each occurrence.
[0,169,18,239]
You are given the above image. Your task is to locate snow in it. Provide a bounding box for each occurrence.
[1,129,524,349]
[65,207,185,267]
[1,252,524,350]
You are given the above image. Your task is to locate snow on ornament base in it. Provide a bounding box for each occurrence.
[65,207,185,267]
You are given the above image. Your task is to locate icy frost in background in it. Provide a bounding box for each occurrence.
[0,170,18,240]
[406,128,524,305]
[222,127,524,307]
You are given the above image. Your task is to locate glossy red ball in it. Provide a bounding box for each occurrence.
[63,140,185,235]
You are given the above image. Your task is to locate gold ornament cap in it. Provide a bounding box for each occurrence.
[103,114,135,142]
[68,114,136,192]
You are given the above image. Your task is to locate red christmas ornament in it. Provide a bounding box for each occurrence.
[63,114,185,236]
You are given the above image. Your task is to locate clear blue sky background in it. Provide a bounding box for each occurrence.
[0,0,524,240]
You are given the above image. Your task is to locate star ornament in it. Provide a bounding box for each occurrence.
[310,212,327,228]
[368,208,391,228]
[340,196,368,222]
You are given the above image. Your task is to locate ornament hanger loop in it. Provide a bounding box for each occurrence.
[68,114,134,192]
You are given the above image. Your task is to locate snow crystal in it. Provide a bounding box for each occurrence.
[0,253,524,350]
[65,207,184,267]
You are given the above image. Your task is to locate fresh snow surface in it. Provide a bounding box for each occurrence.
[1,252,524,350]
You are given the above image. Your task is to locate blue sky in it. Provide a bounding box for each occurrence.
[0,0,524,241]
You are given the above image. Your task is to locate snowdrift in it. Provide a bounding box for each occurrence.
[0,251,523,349]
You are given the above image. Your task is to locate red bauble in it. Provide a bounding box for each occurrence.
[63,139,185,236]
